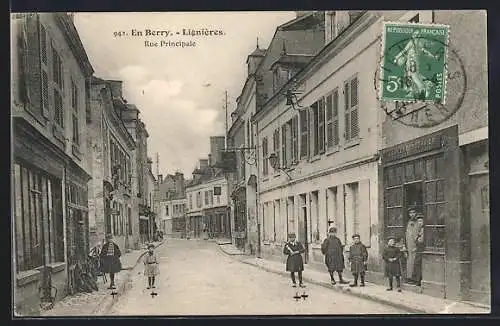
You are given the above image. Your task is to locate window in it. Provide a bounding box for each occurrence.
[310,191,320,243]
[326,89,340,149]
[52,46,63,90]
[299,109,309,159]
[262,137,269,176]
[423,155,446,252]
[246,120,251,146]
[273,128,280,171]
[196,192,202,208]
[287,196,295,236]
[54,88,64,128]
[189,194,193,210]
[205,191,209,206]
[166,205,169,216]
[311,99,325,156]
[209,190,214,205]
[72,115,79,146]
[344,76,359,141]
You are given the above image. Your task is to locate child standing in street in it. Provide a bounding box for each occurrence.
[382,237,403,292]
[143,243,160,289]
[283,233,306,288]
[348,234,368,287]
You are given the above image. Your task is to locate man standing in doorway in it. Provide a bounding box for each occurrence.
[405,206,420,284]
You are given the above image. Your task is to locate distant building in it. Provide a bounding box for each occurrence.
[186,136,230,239]
[11,13,94,315]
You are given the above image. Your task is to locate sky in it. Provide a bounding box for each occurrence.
[74,12,297,178]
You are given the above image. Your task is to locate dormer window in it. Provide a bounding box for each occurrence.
[273,66,292,94]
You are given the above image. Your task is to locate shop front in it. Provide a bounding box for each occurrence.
[380,125,469,300]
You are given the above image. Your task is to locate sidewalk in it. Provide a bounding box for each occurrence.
[218,243,490,315]
[41,240,165,316]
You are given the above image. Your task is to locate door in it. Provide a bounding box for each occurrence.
[298,206,309,264]
[403,181,424,282]
[469,173,490,304]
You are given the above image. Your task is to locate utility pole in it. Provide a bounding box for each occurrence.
[224,90,228,149]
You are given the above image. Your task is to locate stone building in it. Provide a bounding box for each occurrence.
[253,11,379,272]
[121,103,152,245]
[11,13,93,315]
[86,77,138,252]
[156,171,186,237]
[376,10,489,304]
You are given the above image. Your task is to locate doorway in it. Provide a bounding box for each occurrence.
[469,173,490,304]
[403,181,424,283]
[298,204,309,264]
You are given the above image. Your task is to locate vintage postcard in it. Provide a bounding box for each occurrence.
[10,10,490,317]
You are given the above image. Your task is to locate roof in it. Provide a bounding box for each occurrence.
[269,54,315,71]
[248,47,266,57]
[277,12,321,31]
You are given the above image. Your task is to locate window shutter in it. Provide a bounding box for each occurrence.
[358,179,371,246]
[299,110,308,159]
[350,77,359,139]
[25,14,42,114]
[41,70,49,117]
[292,116,298,163]
[319,98,325,153]
[333,90,339,145]
[281,124,287,168]
[344,83,350,140]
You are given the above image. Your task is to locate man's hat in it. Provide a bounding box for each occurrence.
[352,234,360,239]
[328,227,337,233]
[147,243,155,249]
[387,235,397,241]
[288,233,296,238]
[105,233,113,240]
[407,206,418,213]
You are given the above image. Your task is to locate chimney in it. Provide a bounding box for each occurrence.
[295,11,314,18]
[157,174,163,183]
[210,136,225,166]
[199,159,209,170]
[174,172,185,197]
[208,154,212,166]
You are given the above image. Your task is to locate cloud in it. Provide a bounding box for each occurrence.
[74,11,296,175]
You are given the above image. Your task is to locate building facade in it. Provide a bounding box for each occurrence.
[11,13,94,315]
[233,12,327,256]
[159,198,187,237]
[377,10,489,304]
[253,11,381,271]
[121,104,152,244]
[186,158,230,239]
[86,77,138,252]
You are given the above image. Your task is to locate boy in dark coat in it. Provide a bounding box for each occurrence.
[100,234,122,289]
[283,233,306,288]
[348,234,368,287]
[382,237,403,292]
[321,227,349,285]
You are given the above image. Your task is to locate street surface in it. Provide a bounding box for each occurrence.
[109,239,405,315]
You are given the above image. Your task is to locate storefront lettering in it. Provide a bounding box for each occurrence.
[382,135,444,163]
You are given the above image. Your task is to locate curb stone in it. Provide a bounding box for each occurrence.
[92,240,165,315]
[236,257,424,314]
[218,244,461,314]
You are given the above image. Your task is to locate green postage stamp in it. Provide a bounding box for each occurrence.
[380,22,450,104]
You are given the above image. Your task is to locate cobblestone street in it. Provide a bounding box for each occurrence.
[108,239,405,315]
